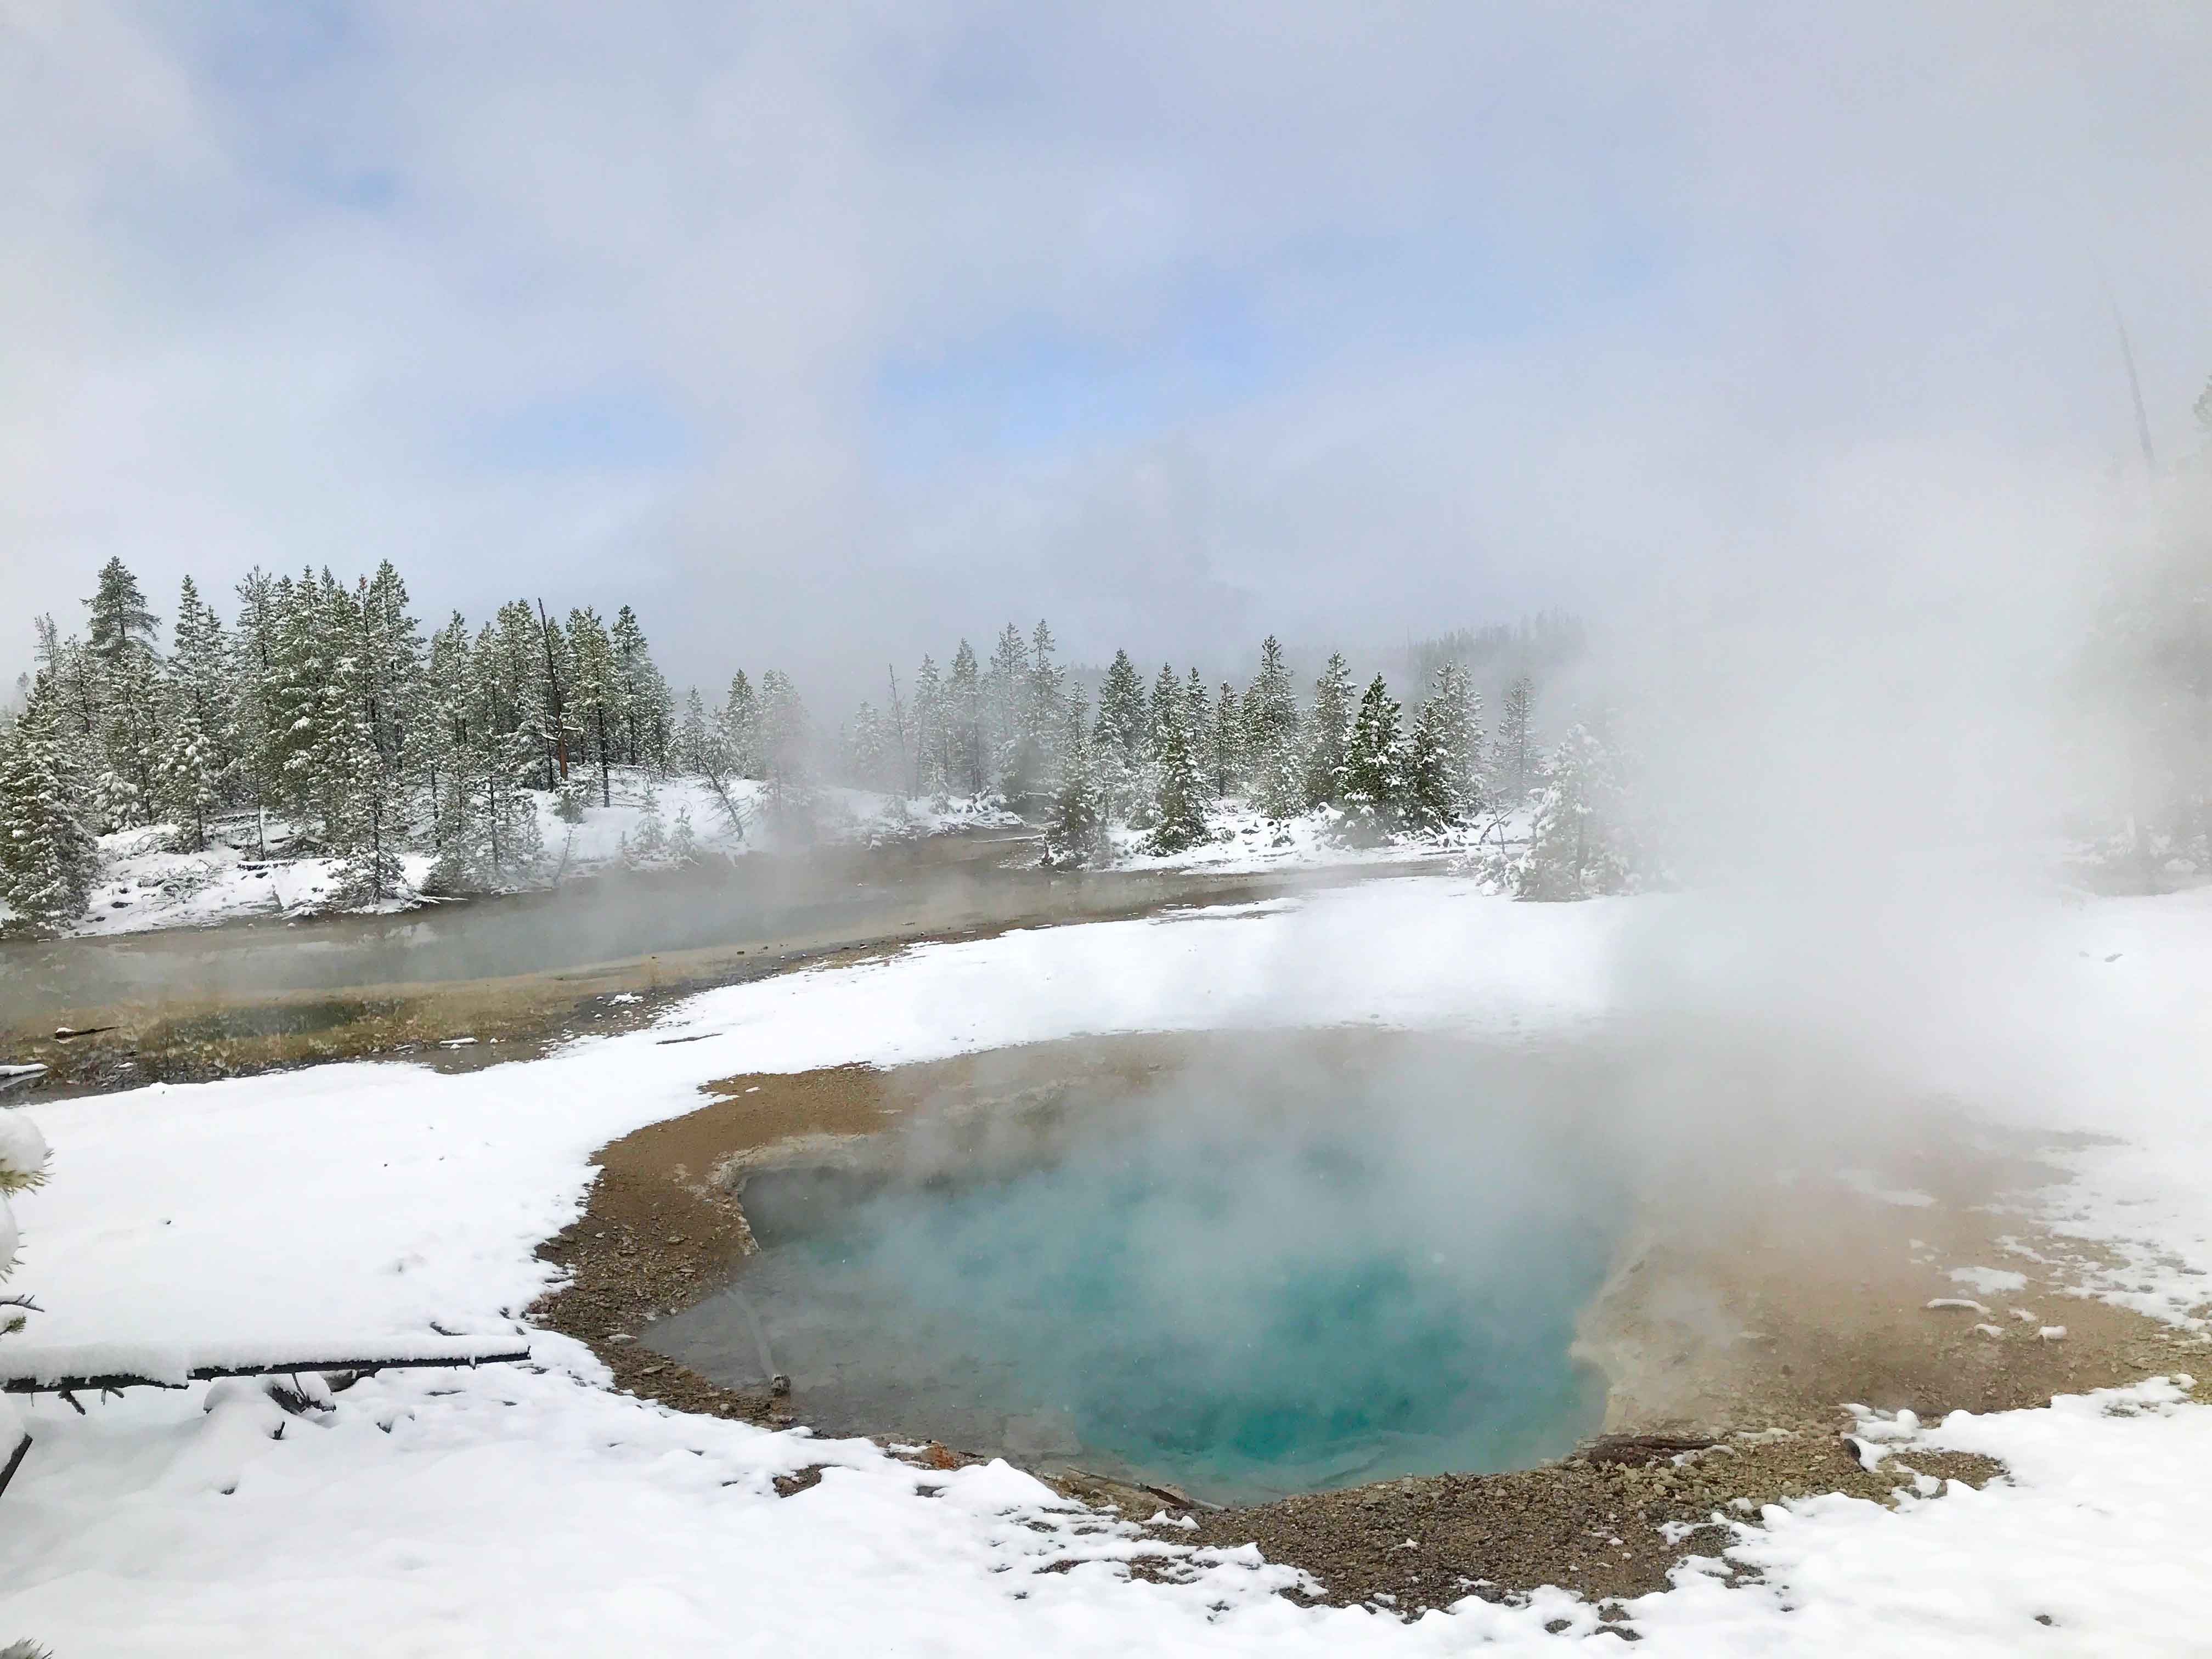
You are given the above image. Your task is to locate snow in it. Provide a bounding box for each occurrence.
[1104,800,1528,877]
[1948,1267,2029,1296]
[0,1334,527,1390]
[55,822,437,937]
[18,778,1024,941]
[531,770,1019,877]
[9,876,2212,1652]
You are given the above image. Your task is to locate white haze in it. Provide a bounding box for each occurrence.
[7,2,2210,1149]
[3,4,2210,698]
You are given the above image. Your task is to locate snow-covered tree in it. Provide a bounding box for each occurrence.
[1210,679,1245,797]
[610,606,670,772]
[155,696,221,852]
[163,576,238,840]
[1244,636,1302,817]
[985,623,1032,800]
[1147,673,1210,854]
[677,689,724,780]
[1402,664,1481,836]
[668,803,699,865]
[1340,675,1408,840]
[229,567,287,840]
[1520,721,1631,899]
[909,655,949,800]
[630,775,667,861]
[1302,652,1355,810]
[82,557,159,668]
[324,644,410,906]
[1492,674,1537,806]
[1092,649,1147,818]
[946,641,984,796]
[1019,620,1065,807]
[844,700,895,791]
[758,669,813,837]
[95,645,164,830]
[0,676,103,932]
[1183,667,1212,787]
[1044,693,1107,867]
[566,607,619,808]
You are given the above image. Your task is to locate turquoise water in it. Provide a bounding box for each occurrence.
[651,1094,1620,1504]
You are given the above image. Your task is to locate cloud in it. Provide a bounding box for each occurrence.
[2,2,2208,698]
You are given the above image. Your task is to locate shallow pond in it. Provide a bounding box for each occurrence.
[648,1053,1621,1503]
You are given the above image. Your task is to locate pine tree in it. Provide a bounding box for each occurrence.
[155,695,220,851]
[490,600,557,790]
[1146,678,1209,855]
[1183,667,1212,788]
[82,557,159,667]
[630,774,667,861]
[230,568,286,843]
[1091,649,1147,819]
[610,606,670,771]
[458,620,544,885]
[1093,650,1147,763]
[1210,679,1245,797]
[358,562,425,783]
[566,607,619,808]
[1521,721,1629,899]
[34,613,99,759]
[1340,675,1408,841]
[1302,652,1354,810]
[269,569,346,839]
[95,647,163,830]
[1023,620,1065,804]
[1044,692,1107,867]
[421,613,475,876]
[947,641,983,796]
[1244,636,1302,817]
[678,688,724,779]
[1493,674,1537,806]
[985,624,1031,800]
[668,803,700,865]
[1131,662,1183,830]
[165,576,238,838]
[759,669,812,837]
[1403,664,1480,836]
[909,654,948,800]
[324,641,410,906]
[0,676,103,932]
[723,670,761,778]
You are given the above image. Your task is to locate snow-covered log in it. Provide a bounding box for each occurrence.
[0,1335,530,1395]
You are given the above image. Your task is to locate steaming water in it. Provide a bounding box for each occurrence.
[648,1091,1618,1504]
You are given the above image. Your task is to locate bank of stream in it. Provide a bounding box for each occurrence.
[1,833,1446,1096]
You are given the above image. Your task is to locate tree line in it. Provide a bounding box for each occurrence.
[0,555,1622,932]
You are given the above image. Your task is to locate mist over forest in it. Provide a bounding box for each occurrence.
[12,12,2212,1652]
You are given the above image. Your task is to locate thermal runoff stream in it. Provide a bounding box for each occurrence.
[647,1045,1622,1503]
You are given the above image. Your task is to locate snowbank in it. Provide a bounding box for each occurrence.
[7,877,2212,1653]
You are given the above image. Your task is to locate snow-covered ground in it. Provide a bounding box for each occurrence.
[1104,801,1517,874]
[7,876,2212,1652]
[38,777,1022,939]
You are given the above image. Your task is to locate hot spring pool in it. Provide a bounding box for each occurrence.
[646,1051,1622,1504]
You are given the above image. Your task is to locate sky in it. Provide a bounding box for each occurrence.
[3,2,2210,698]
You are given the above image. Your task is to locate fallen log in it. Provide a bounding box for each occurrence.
[1,1337,530,1396]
